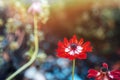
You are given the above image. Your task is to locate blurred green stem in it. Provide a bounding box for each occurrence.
[6,15,39,80]
[72,59,75,80]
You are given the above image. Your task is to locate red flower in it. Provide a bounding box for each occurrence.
[56,35,92,60]
[88,63,120,80]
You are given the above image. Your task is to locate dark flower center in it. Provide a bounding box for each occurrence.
[101,67,108,72]
[70,43,77,50]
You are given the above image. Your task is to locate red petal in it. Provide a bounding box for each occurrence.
[77,53,87,59]
[58,41,63,46]
[58,41,65,48]
[68,56,75,60]
[88,69,99,75]
[111,70,120,76]
[82,41,92,52]
[87,46,92,52]
[102,63,108,69]
[70,35,78,43]
[88,74,96,78]
[78,38,84,45]
[88,69,99,78]
[57,51,68,58]
[82,41,91,47]
[57,49,76,60]
[63,38,69,46]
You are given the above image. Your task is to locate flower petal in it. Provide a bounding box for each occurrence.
[88,69,99,78]
[78,38,84,45]
[58,41,65,48]
[70,35,78,43]
[77,53,87,59]
[102,63,108,69]
[110,70,120,79]
[82,41,92,52]
[63,38,69,46]
[68,56,75,60]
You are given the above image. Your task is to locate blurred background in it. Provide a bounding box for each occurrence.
[0,0,120,80]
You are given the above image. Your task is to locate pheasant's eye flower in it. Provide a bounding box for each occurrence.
[88,63,120,80]
[56,35,92,60]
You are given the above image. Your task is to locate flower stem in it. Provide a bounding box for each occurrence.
[6,15,39,80]
[72,59,75,80]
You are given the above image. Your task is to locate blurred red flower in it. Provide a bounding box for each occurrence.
[56,35,92,60]
[88,63,120,80]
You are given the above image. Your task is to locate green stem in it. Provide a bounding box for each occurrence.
[6,15,39,80]
[72,59,75,80]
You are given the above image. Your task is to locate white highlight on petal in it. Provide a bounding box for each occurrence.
[75,46,83,54]
[75,50,79,54]
[97,72,101,76]
[77,46,83,50]
[69,51,74,55]
[65,45,83,55]
[65,48,70,52]
[104,77,109,80]
[108,71,114,79]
